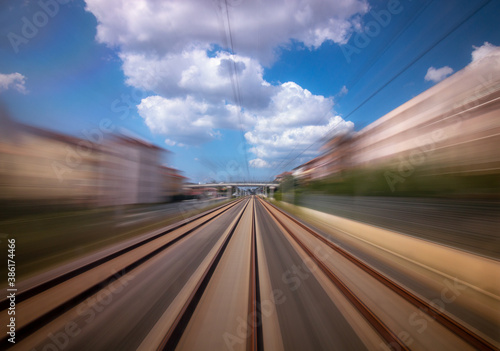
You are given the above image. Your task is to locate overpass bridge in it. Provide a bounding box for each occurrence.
[186,182,279,197]
[186,182,279,188]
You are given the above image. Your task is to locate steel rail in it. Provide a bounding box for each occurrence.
[257,197,409,351]
[0,197,247,349]
[260,198,499,351]
[248,198,263,351]
[157,198,251,350]
[0,197,245,310]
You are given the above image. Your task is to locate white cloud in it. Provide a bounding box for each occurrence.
[471,42,500,63]
[137,77,353,165]
[136,64,353,160]
[138,94,256,145]
[243,82,353,161]
[256,82,334,131]
[120,49,274,110]
[0,72,27,93]
[139,95,251,145]
[85,0,369,64]
[246,115,353,160]
[424,66,453,83]
[85,0,362,166]
[249,158,271,168]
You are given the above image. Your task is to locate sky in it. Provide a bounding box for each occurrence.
[1,0,499,183]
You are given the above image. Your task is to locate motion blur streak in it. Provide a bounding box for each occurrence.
[287,50,500,197]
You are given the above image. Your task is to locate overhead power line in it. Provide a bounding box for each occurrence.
[218,0,250,181]
[265,0,493,182]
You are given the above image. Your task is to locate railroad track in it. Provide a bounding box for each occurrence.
[155,196,260,350]
[151,196,267,351]
[0,197,247,349]
[256,197,499,351]
[152,196,499,350]
[4,195,498,350]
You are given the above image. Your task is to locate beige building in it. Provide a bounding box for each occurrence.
[349,50,500,175]
[297,48,500,183]
[0,108,186,208]
[0,112,101,206]
[97,135,170,206]
[161,165,187,201]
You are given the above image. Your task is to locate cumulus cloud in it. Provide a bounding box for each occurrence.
[129,41,354,159]
[471,42,500,63]
[136,73,354,161]
[246,115,353,160]
[138,80,353,160]
[0,72,27,93]
[85,0,363,166]
[85,0,369,64]
[243,82,354,160]
[249,158,271,168]
[121,49,274,109]
[424,66,453,83]
[138,95,249,145]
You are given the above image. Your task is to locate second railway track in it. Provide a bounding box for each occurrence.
[257,197,499,351]
[5,195,498,351]
[0,197,247,348]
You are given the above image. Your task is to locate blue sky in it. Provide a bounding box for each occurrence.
[1,0,499,183]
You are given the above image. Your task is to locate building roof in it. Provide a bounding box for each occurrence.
[110,134,169,151]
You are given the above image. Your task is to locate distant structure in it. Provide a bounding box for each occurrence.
[274,171,293,182]
[0,112,186,208]
[291,48,500,188]
[0,115,101,206]
[98,135,168,206]
[161,165,189,201]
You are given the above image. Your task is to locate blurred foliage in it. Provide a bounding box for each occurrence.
[277,167,500,201]
[274,189,282,202]
[0,198,232,281]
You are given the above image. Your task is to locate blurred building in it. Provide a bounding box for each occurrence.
[97,135,169,206]
[348,50,500,175]
[292,133,353,183]
[0,110,186,209]
[161,166,188,201]
[292,47,500,186]
[274,171,293,182]
[0,113,101,206]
